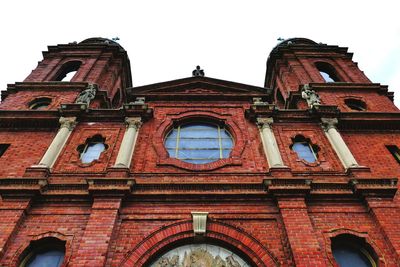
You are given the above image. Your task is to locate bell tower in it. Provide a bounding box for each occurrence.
[1,37,132,110]
[265,38,397,112]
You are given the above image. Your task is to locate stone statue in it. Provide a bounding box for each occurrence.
[75,84,97,105]
[301,84,321,108]
[192,66,205,77]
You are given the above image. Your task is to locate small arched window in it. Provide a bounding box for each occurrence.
[331,234,377,267]
[19,237,65,267]
[164,122,234,164]
[344,98,367,111]
[290,135,319,163]
[54,61,81,82]
[315,62,339,82]
[28,97,52,110]
[77,135,108,164]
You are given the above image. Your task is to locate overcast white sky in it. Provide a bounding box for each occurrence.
[1,0,399,106]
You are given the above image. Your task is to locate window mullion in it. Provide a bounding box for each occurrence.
[175,126,180,159]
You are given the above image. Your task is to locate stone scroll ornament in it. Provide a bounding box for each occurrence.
[301,84,321,108]
[75,83,97,105]
[152,244,249,267]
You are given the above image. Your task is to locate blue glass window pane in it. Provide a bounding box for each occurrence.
[221,138,233,148]
[332,247,372,267]
[219,130,231,138]
[167,149,176,157]
[179,139,219,149]
[178,149,220,160]
[164,123,233,164]
[179,129,218,138]
[81,143,105,163]
[27,250,64,267]
[292,142,316,163]
[222,149,231,158]
[166,130,178,139]
[164,138,177,148]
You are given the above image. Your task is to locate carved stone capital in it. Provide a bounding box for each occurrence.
[253,97,268,106]
[256,117,274,129]
[321,117,338,131]
[125,117,142,129]
[59,117,77,130]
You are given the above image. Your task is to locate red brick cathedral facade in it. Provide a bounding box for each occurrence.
[0,37,399,267]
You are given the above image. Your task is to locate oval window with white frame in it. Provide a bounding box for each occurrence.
[164,122,234,164]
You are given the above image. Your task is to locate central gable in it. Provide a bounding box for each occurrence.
[126,76,272,102]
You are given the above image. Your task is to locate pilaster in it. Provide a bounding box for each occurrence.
[69,197,121,266]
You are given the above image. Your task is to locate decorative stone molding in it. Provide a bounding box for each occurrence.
[253,97,268,106]
[301,83,321,108]
[114,117,142,168]
[191,212,209,235]
[321,117,338,131]
[321,117,359,169]
[59,116,77,130]
[125,117,142,129]
[256,117,286,168]
[75,83,97,106]
[256,117,274,129]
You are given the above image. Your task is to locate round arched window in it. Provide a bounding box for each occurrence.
[344,98,367,111]
[150,244,250,267]
[164,123,233,164]
[331,235,377,267]
[28,97,52,110]
[19,237,65,267]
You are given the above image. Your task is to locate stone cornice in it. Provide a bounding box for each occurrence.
[263,178,397,199]
[0,177,396,199]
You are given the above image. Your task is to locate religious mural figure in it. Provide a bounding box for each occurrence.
[151,245,246,267]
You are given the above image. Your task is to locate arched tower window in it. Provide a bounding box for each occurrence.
[19,237,65,267]
[315,62,340,82]
[331,234,377,267]
[28,97,52,110]
[54,61,81,82]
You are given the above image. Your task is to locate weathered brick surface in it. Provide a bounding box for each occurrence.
[0,130,55,177]
[0,90,79,110]
[0,200,91,266]
[278,198,326,266]
[0,38,399,266]
[341,131,400,177]
[318,90,398,112]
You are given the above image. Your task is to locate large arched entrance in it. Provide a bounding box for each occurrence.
[119,219,279,266]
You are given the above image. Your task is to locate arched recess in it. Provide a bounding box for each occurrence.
[53,60,82,81]
[10,231,74,267]
[323,228,386,266]
[119,219,279,267]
